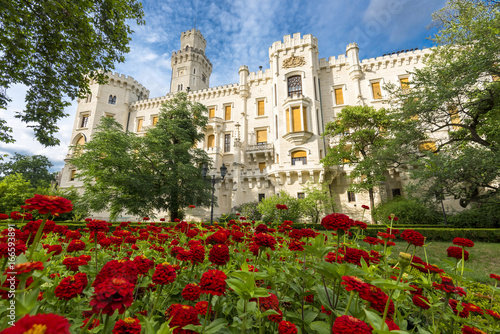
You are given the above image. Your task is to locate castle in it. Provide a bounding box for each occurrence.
[59,29,443,221]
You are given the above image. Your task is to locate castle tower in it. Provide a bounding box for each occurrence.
[170,29,213,93]
[59,72,149,191]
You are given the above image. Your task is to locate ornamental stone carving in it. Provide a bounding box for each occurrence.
[282,55,306,68]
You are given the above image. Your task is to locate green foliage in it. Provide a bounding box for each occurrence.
[385,0,500,204]
[299,182,336,224]
[448,198,500,228]
[373,197,443,225]
[0,174,33,213]
[232,202,262,221]
[0,0,144,145]
[257,190,302,223]
[0,153,55,188]
[70,93,212,220]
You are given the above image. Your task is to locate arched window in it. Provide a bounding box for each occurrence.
[288,75,302,97]
[207,135,215,148]
[86,93,92,103]
[76,136,86,147]
[291,150,307,165]
[112,96,116,104]
[108,95,113,104]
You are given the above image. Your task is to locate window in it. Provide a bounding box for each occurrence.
[448,105,460,129]
[400,77,410,93]
[371,82,382,100]
[419,141,437,152]
[224,134,231,152]
[257,100,265,116]
[80,115,89,128]
[392,189,401,198]
[207,134,215,148]
[276,154,279,163]
[288,75,302,97]
[85,93,92,103]
[137,119,143,132]
[256,129,267,145]
[108,95,116,105]
[76,136,85,147]
[193,68,196,74]
[258,194,265,202]
[209,107,215,118]
[335,88,344,105]
[224,105,231,121]
[202,74,206,83]
[347,191,356,202]
[297,192,305,199]
[152,116,159,126]
[70,170,76,181]
[292,107,301,132]
[275,115,278,139]
[314,78,318,100]
[291,150,307,165]
[259,162,266,172]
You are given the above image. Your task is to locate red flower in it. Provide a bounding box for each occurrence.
[93,260,138,287]
[206,230,228,245]
[0,213,9,220]
[288,240,305,251]
[461,325,487,334]
[463,302,484,314]
[341,276,366,292]
[278,320,298,334]
[46,244,62,255]
[0,241,27,258]
[257,292,280,312]
[268,309,283,323]
[377,232,395,240]
[359,284,394,317]
[1,313,70,334]
[189,205,196,209]
[63,256,88,271]
[81,318,100,330]
[152,263,177,285]
[112,317,142,334]
[176,249,193,262]
[363,236,383,246]
[361,205,370,210]
[401,229,425,247]
[276,204,288,210]
[4,261,44,278]
[447,246,469,261]
[182,283,201,301]
[67,239,86,252]
[332,315,372,334]
[353,221,367,230]
[190,244,206,264]
[21,194,73,215]
[195,300,209,315]
[321,213,352,231]
[412,294,431,310]
[165,304,200,334]
[90,277,135,315]
[254,233,277,250]
[453,237,474,248]
[433,276,466,296]
[133,256,154,276]
[86,219,109,233]
[209,244,230,266]
[344,247,370,266]
[199,269,227,296]
[490,274,500,281]
[54,273,88,300]
[449,299,469,318]
[486,309,500,320]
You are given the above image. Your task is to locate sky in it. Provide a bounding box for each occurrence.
[0,0,447,172]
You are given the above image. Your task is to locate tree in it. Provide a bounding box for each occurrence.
[300,182,336,224]
[257,190,303,224]
[385,0,500,205]
[321,106,393,222]
[70,93,212,220]
[0,0,145,146]
[0,174,34,214]
[0,153,55,188]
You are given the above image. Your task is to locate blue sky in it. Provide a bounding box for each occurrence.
[0,0,446,172]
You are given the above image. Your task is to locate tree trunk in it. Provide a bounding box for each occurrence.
[170,209,179,222]
[368,187,376,224]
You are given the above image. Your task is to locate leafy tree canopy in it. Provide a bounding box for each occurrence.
[70,93,212,220]
[0,0,145,146]
[386,0,500,204]
[0,153,55,188]
[0,173,33,214]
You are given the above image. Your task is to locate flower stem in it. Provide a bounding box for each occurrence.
[149,284,164,320]
[381,264,404,330]
[28,212,50,261]
[202,294,213,334]
[80,313,98,333]
[344,291,355,315]
[460,247,465,278]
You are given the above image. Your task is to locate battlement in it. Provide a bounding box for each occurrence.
[103,72,150,96]
[247,68,272,83]
[269,33,318,56]
[180,28,207,51]
[171,46,213,69]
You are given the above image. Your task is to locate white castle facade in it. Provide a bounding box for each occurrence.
[60,29,445,221]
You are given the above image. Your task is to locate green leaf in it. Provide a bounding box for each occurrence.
[205,319,228,334]
[310,321,331,334]
[304,310,319,324]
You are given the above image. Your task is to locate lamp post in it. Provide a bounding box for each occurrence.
[202,163,227,225]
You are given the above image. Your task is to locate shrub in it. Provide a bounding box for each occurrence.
[257,190,302,223]
[448,200,500,228]
[373,197,443,225]
[232,201,262,221]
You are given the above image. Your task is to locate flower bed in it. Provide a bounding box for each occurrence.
[1,197,500,333]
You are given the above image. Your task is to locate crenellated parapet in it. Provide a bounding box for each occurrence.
[100,72,150,98]
[269,33,318,57]
[247,68,272,84]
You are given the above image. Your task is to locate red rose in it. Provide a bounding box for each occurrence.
[165,304,200,334]
[90,277,135,315]
[152,263,177,285]
[112,317,142,334]
[182,283,201,301]
[321,213,352,231]
[453,237,474,248]
[401,229,426,247]
[21,194,73,215]
[1,313,70,334]
[199,269,227,296]
[332,315,372,334]
[209,244,230,266]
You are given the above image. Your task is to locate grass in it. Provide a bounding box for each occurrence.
[392,241,500,284]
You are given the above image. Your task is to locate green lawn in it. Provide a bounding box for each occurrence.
[392,241,500,284]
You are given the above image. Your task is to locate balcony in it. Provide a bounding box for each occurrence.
[245,143,274,162]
